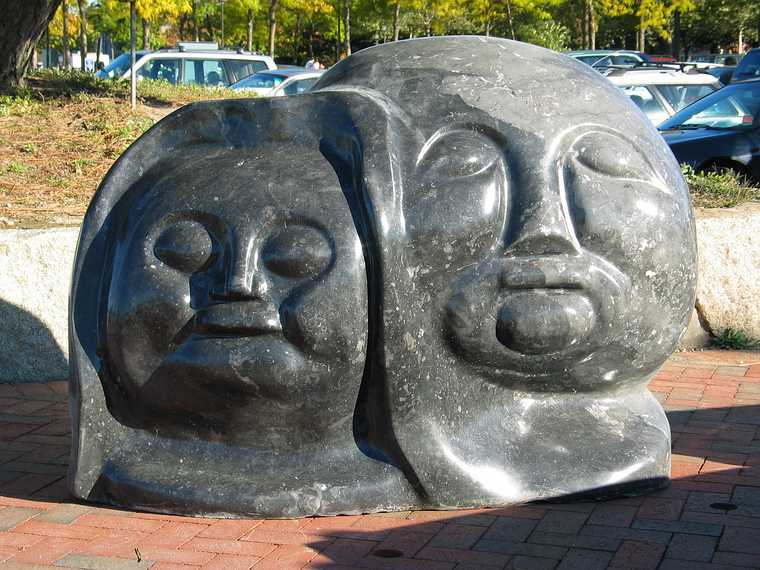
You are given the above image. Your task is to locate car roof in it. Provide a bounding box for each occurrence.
[566,50,644,56]
[606,69,721,86]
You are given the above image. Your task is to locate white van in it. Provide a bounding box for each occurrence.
[96,42,276,87]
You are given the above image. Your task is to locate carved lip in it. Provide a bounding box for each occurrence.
[194,301,282,336]
[498,255,613,292]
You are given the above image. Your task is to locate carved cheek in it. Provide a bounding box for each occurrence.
[563,131,689,269]
[281,277,367,363]
[107,228,196,388]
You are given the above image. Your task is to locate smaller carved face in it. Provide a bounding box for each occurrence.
[104,145,367,440]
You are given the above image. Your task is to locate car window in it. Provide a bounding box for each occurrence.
[733,51,760,82]
[683,87,760,128]
[224,60,269,83]
[620,85,669,123]
[657,84,716,111]
[233,73,285,89]
[282,77,319,96]
[136,58,179,84]
[576,55,603,66]
[183,59,227,86]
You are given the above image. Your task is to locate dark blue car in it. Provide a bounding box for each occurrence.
[659,79,760,182]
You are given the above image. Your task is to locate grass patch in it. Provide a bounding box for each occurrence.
[6,161,29,175]
[683,165,760,208]
[23,69,251,106]
[714,328,760,350]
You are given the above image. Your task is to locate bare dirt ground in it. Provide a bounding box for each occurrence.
[0,95,175,229]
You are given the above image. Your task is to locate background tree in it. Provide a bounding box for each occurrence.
[0,0,62,90]
[76,0,88,69]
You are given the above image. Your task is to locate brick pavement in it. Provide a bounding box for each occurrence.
[0,349,758,569]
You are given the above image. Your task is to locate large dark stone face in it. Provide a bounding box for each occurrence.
[69,37,698,517]
[316,37,697,505]
[103,145,368,442]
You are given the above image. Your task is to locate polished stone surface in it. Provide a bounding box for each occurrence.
[69,36,697,517]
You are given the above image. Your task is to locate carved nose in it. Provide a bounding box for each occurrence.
[210,232,267,301]
[503,177,580,257]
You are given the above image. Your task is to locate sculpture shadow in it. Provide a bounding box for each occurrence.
[0,297,67,384]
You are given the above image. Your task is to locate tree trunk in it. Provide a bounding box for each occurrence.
[0,0,62,90]
[738,27,743,54]
[672,10,681,59]
[336,7,340,60]
[268,0,279,58]
[638,20,646,52]
[62,0,70,68]
[308,22,314,59]
[506,0,515,40]
[588,0,596,50]
[343,0,351,55]
[205,13,215,41]
[295,12,302,60]
[76,0,86,70]
[247,9,254,51]
[192,0,199,41]
[141,17,150,50]
[392,0,400,41]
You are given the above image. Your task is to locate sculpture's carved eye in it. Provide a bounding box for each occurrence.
[407,128,507,257]
[417,129,503,179]
[261,224,332,279]
[154,220,214,273]
[571,131,656,183]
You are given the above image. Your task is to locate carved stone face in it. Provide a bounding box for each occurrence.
[318,41,697,391]
[104,144,367,441]
[421,125,695,391]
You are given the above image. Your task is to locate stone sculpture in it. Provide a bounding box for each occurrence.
[69,36,697,517]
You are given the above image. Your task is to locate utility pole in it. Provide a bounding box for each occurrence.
[130,0,136,110]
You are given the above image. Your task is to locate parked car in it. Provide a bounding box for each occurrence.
[659,78,760,182]
[230,69,323,96]
[606,67,721,125]
[703,65,737,85]
[565,50,653,68]
[731,48,760,83]
[691,53,743,66]
[96,42,276,87]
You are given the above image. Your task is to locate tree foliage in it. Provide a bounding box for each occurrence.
[26,0,760,74]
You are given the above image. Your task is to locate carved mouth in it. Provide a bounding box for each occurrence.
[492,255,616,355]
[194,300,282,337]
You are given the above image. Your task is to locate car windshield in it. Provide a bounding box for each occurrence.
[233,73,285,89]
[657,84,716,111]
[96,53,132,79]
[660,83,760,129]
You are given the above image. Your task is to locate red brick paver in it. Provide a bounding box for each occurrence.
[0,349,758,568]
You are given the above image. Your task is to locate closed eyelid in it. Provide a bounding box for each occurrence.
[416,127,506,174]
[563,130,672,195]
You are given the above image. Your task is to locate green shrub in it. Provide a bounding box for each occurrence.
[714,328,760,350]
[682,164,760,208]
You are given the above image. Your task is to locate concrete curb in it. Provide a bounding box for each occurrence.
[0,227,79,382]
